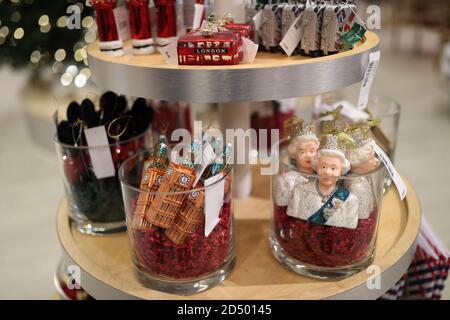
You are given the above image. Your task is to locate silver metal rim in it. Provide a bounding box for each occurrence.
[88,43,380,103]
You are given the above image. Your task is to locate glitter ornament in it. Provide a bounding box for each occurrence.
[90,0,124,56]
[126,0,156,55]
[154,0,178,47]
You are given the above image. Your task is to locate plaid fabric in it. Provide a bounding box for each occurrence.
[380,218,450,300]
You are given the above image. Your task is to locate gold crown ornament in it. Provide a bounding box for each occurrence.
[346,119,379,147]
[320,133,356,154]
[283,116,304,139]
[321,118,348,135]
[299,123,317,137]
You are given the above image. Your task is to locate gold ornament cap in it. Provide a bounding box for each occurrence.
[201,27,214,37]
[320,134,347,154]
[299,123,317,137]
[321,118,348,135]
[346,127,372,147]
[283,116,304,139]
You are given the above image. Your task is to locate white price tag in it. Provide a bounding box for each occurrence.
[192,4,205,29]
[332,100,370,122]
[373,143,407,200]
[253,11,262,32]
[242,37,259,63]
[204,173,225,237]
[280,14,304,56]
[113,6,131,41]
[160,38,179,65]
[193,142,217,186]
[357,51,380,110]
[84,126,116,179]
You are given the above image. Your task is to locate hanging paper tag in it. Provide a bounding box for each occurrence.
[357,51,381,110]
[192,4,205,29]
[253,10,262,32]
[204,173,225,237]
[332,100,370,121]
[84,126,116,179]
[113,6,131,41]
[242,37,259,63]
[193,142,217,186]
[160,38,179,65]
[373,143,407,200]
[280,14,303,56]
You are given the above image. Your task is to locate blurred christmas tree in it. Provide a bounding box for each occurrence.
[0,0,94,83]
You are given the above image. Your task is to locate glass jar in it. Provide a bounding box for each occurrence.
[55,130,153,234]
[119,150,235,295]
[312,94,401,192]
[270,141,386,279]
[366,97,401,192]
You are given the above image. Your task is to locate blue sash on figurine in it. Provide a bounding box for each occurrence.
[308,187,350,226]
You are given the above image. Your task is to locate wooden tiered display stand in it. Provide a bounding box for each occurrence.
[55,31,421,299]
[57,167,420,300]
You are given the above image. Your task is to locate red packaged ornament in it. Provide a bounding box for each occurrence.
[223,14,254,40]
[177,29,241,65]
[154,0,178,48]
[126,0,155,55]
[90,0,124,56]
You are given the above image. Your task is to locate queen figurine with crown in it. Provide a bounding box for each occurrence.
[287,134,359,229]
[273,117,320,207]
[344,124,380,220]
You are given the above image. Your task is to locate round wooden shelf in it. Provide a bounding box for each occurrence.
[87,32,380,103]
[57,175,420,300]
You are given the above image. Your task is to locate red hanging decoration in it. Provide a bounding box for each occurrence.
[90,0,124,55]
[126,0,155,54]
[154,0,178,46]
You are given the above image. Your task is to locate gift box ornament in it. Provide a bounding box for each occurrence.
[90,0,124,56]
[177,29,241,65]
[126,0,156,55]
[222,14,255,40]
